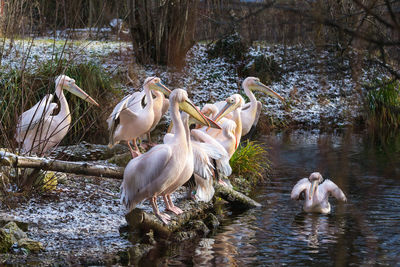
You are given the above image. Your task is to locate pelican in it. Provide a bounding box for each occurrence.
[120,89,214,224]
[210,94,245,157]
[214,77,284,136]
[107,77,172,158]
[15,75,99,155]
[291,172,347,214]
[164,111,230,202]
[146,89,169,146]
[132,89,170,147]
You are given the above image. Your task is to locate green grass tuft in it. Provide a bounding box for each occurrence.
[229,140,271,181]
[366,79,400,129]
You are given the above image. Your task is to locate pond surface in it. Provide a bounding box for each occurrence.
[154,130,400,266]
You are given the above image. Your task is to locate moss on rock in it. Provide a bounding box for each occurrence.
[18,238,44,253]
[0,228,14,253]
[3,221,27,241]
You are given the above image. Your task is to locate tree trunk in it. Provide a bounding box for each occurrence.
[127,0,198,68]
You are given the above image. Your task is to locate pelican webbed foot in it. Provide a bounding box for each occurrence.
[156,212,171,224]
[218,179,228,187]
[151,196,171,224]
[163,195,184,215]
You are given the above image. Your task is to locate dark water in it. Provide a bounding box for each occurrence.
[153,130,400,266]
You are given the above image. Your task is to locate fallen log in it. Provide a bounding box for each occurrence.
[214,183,262,209]
[0,151,261,211]
[0,151,123,179]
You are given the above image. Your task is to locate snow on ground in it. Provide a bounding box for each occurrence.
[0,38,132,73]
[0,175,130,262]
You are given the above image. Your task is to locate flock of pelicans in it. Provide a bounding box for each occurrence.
[15,75,347,224]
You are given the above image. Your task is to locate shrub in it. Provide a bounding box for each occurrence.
[229,140,271,181]
[365,79,400,129]
[241,54,282,84]
[207,32,249,63]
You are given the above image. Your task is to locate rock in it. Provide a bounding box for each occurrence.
[116,250,130,265]
[204,213,220,230]
[107,152,132,167]
[187,220,209,237]
[0,228,14,253]
[173,231,197,242]
[128,244,153,261]
[3,221,27,241]
[18,238,44,253]
[0,218,29,232]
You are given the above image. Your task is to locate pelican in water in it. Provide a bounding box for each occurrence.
[107,77,172,157]
[215,77,284,136]
[121,89,217,224]
[291,172,347,214]
[15,75,99,155]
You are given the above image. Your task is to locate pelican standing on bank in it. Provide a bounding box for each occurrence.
[120,89,214,224]
[15,75,99,155]
[107,77,171,157]
[214,77,284,136]
[291,172,347,214]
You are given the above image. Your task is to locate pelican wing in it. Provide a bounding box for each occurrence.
[191,140,217,180]
[16,94,56,142]
[191,129,232,177]
[241,102,252,111]
[161,98,169,116]
[253,101,262,127]
[120,144,173,210]
[319,179,347,202]
[193,173,215,203]
[107,94,139,145]
[291,178,310,200]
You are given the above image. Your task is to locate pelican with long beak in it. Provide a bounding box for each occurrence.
[120,89,216,224]
[107,77,172,157]
[108,78,218,158]
[211,94,245,157]
[291,172,347,214]
[15,75,99,155]
[214,77,284,136]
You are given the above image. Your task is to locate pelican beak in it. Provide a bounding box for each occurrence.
[254,81,284,102]
[213,101,237,122]
[309,180,318,200]
[179,99,221,129]
[153,82,172,96]
[156,82,220,129]
[67,84,99,106]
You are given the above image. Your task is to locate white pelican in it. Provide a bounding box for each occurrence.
[15,75,99,155]
[291,172,347,214]
[164,112,230,202]
[211,94,245,157]
[120,89,213,224]
[146,89,169,146]
[215,77,284,136]
[107,77,172,158]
